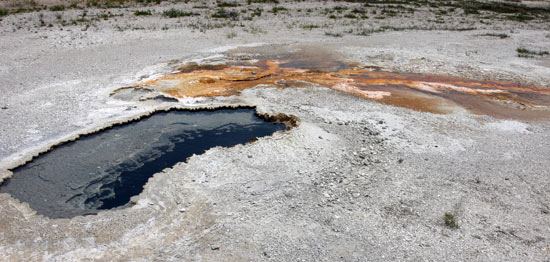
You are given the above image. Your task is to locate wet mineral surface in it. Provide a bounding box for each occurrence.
[0,108,286,218]
[122,53,550,121]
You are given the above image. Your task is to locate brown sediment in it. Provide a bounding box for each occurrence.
[129,58,550,121]
[255,112,300,129]
[176,62,229,73]
[364,85,461,114]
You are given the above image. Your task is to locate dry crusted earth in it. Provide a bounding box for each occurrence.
[1,1,550,261]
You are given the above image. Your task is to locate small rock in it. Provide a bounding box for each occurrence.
[1,106,7,110]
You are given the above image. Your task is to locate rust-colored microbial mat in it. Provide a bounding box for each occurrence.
[129,58,550,121]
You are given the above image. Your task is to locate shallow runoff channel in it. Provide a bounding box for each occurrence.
[0,108,287,219]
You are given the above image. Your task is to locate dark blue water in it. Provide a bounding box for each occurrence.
[0,108,286,218]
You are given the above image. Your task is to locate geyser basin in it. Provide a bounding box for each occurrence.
[0,108,287,219]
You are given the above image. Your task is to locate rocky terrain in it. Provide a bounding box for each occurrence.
[0,0,549,261]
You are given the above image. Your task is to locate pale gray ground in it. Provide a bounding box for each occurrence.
[1,0,550,261]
